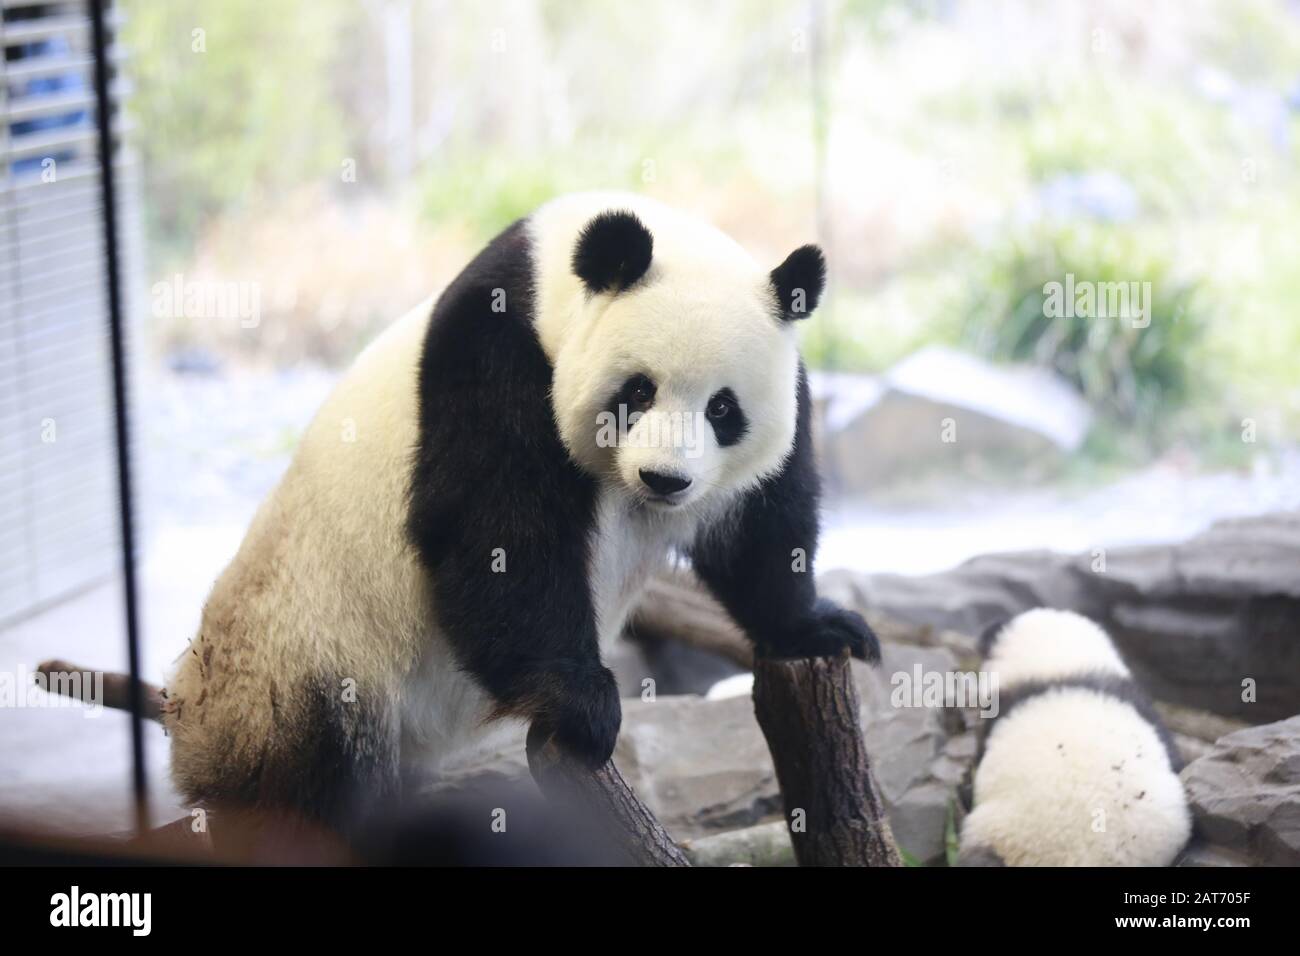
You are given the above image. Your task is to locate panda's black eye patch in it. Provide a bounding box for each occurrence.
[706,388,747,447]
[613,373,656,413]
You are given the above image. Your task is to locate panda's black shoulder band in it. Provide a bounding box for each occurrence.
[981,672,1183,772]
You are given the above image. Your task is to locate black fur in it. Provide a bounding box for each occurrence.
[604,373,656,420]
[572,210,654,294]
[980,671,1183,772]
[706,387,748,447]
[407,220,619,768]
[977,617,1008,657]
[690,366,879,663]
[201,675,400,835]
[769,244,826,321]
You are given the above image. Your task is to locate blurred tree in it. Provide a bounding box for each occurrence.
[122,0,354,259]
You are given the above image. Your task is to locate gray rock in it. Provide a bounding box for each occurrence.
[1173,734,1215,766]
[615,693,780,838]
[1176,843,1256,867]
[811,349,1091,493]
[859,645,958,811]
[824,512,1300,722]
[1180,716,1300,866]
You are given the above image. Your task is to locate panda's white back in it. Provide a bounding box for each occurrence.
[963,688,1191,866]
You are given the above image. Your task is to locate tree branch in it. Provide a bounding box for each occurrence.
[35,659,164,721]
[525,723,690,867]
[753,652,901,866]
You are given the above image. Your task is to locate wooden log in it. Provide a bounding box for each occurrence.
[632,567,975,666]
[681,820,795,867]
[631,566,753,668]
[525,723,690,867]
[752,651,901,866]
[35,659,164,722]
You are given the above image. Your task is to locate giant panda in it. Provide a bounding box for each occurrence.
[163,192,878,834]
[958,608,1191,866]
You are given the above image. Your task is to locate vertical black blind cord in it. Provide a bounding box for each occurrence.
[90,0,148,834]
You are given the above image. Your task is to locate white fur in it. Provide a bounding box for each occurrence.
[705,672,755,701]
[983,607,1130,688]
[962,688,1191,866]
[961,609,1190,866]
[165,194,805,796]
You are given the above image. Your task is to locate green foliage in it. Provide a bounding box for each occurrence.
[122,0,353,258]
[958,223,1211,440]
[898,846,923,867]
[1015,83,1228,215]
[944,798,960,867]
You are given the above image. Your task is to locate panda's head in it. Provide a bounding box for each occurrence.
[547,206,824,518]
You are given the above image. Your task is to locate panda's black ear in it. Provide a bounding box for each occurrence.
[572,210,654,294]
[769,244,826,321]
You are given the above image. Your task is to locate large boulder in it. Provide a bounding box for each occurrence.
[829,512,1300,722]
[811,348,1092,494]
[1180,716,1300,866]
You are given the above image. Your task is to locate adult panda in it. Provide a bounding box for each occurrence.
[164,192,878,833]
[958,608,1191,866]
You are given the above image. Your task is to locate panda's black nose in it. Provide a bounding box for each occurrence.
[639,469,692,496]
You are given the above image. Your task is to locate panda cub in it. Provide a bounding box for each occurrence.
[164,192,877,832]
[958,609,1191,866]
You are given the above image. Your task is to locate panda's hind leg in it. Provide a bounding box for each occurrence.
[177,671,402,846]
[252,674,402,834]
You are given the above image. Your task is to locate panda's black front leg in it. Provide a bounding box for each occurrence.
[410,479,622,769]
[406,233,623,769]
[689,370,880,665]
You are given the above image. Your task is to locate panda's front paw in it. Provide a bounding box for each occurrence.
[538,661,623,769]
[762,599,881,664]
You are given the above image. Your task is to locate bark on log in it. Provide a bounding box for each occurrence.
[525,723,690,867]
[752,652,901,867]
[35,659,164,721]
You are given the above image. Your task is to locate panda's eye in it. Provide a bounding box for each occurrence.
[706,394,733,420]
[705,388,747,447]
[626,374,656,410]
